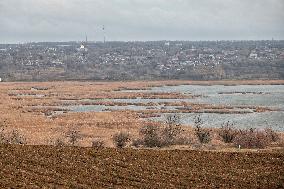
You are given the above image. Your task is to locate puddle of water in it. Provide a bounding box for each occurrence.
[17,94,45,98]
[111,98,195,103]
[31,87,49,91]
[65,104,179,112]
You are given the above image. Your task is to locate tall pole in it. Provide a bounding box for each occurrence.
[103,25,106,43]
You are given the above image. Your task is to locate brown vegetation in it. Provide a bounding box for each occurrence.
[113,132,131,148]
[0,80,283,149]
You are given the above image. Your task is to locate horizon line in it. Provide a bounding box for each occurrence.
[1,39,284,45]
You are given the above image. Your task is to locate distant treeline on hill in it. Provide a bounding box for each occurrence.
[0,40,283,81]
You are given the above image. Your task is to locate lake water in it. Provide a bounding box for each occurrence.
[123,85,284,109]
[142,85,284,130]
[59,85,284,131]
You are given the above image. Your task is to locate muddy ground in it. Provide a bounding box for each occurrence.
[0,145,283,189]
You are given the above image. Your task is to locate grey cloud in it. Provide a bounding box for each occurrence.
[0,0,283,43]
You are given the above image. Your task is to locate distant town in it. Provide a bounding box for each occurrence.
[0,40,283,81]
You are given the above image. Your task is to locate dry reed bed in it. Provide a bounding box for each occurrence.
[1,80,284,147]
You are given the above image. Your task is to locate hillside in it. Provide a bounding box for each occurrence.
[0,145,283,188]
[0,40,283,81]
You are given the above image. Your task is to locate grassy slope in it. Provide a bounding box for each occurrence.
[0,145,283,188]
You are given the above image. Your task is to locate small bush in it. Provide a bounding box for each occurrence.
[132,138,144,148]
[0,125,26,145]
[53,138,66,147]
[65,130,82,146]
[162,114,183,146]
[194,116,211,144]
[165,114,181,126]
[136,115,188,148]
[233,128,270,149]
[279,139,284,148]
[0,125,6,144]
[113,132,131,148]
[139,124,162,147]
[218,121,237,143]
[92,139,105,148]
[7,130,27,144]
[172,136,192,145]
[195,126,211,144]
[264,128,279,142]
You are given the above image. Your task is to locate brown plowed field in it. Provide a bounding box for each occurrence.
[0,145,283,188]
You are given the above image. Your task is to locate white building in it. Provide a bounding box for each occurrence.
[78,44,88,52]
[249,53,258,59]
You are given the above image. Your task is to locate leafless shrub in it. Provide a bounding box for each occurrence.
[264,128,280,142]
[113,132,131,148]
[0,123,26,145]
[279,138,284,148]
[165,114,181,126]
[233,128,270,149]
[194,115,211,144]
[65,130,82,146]
[173,136,192,145]
[162,114,183,146]
[0,124,7,144]
[139,124,162,147]
[46,136,67,147]
[132,138,144,148]
[218,121,238,143]
[7,130,27,145]
[54,137,67,147]
[92,139,105,148]
[136,114,188,148]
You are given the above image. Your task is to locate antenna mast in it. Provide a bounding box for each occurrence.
[103,25,106,43]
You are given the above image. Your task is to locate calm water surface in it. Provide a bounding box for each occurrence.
[64,85,284,131]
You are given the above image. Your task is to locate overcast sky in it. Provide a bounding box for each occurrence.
[0,0,283,43]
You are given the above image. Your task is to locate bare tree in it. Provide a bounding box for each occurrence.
[194,115,211,144]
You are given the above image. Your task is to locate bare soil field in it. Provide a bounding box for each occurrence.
[0,145,283,189]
